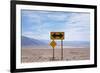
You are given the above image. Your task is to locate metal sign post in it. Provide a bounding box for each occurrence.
[50,40,56,60]
[50,32,64,60]
[53,47,54,60]
[61,40,63,60]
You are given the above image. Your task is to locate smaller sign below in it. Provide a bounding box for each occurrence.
[50,40,57,48]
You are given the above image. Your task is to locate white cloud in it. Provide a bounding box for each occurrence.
[22,10,90,41]
[63,13,90,41]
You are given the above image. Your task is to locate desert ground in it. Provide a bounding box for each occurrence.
[21,48,90,63]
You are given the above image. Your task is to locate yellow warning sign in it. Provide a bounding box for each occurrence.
[50,32,64,40]
[50,40,56,48]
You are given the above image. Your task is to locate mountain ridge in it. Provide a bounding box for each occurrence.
[21,36,47,46]
[21,36,90,47]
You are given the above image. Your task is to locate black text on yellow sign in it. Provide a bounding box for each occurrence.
[50,32,64,40]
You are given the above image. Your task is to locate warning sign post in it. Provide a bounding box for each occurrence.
[50,32,64,60]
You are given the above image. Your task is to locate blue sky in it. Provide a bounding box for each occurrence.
[21,10,90,41]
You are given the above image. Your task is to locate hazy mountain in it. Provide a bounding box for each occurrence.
[56,41,90,47]
[21,36,90,48]
[21,36,47,46]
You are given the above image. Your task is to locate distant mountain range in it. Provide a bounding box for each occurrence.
[21,36,90,48]
[21,36,47,46]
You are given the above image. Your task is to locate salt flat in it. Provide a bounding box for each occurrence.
[21,48,90,63]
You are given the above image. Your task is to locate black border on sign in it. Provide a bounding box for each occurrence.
[10,0,97,73]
